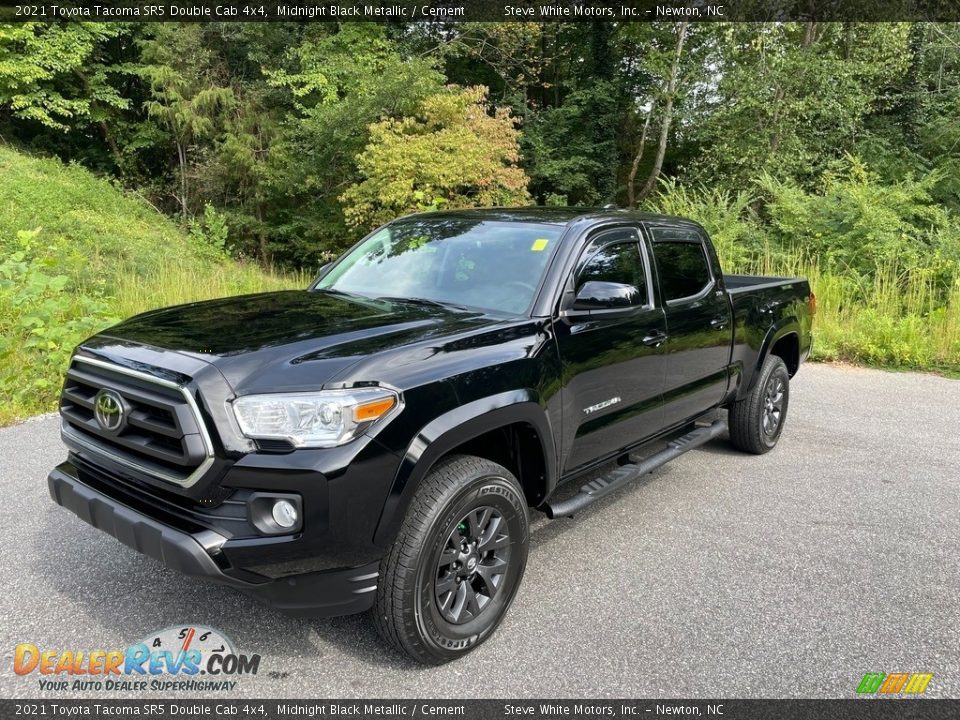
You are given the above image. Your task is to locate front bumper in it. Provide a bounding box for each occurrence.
[48,463,379,617]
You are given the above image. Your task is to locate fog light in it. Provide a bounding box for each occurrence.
[271,499,299,529]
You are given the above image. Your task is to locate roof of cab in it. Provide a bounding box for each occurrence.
[392,207,702,228]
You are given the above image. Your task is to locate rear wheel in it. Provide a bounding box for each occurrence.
[372,455,529,664]
[728,355,790,454]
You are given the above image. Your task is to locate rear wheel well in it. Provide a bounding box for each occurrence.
[770,332,800,376]
[433,423,548,506]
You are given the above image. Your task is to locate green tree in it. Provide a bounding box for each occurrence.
[440,23,633,206]
[0,22,131,162]
[689,23,911,186]
[137,24,234,216]
[340,86,531,229]
[263,23,443,260]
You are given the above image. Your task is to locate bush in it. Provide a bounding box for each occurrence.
[756,156,960,289]
[188,203,230,260]
[340,86,531,229]
[0,229,113,412]
[649,160,960,373]
[648,178,767,271]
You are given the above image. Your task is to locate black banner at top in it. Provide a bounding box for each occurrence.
[3,0,960,23]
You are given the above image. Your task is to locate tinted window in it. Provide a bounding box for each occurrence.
[578,240,647,301]
[651,233,711,301]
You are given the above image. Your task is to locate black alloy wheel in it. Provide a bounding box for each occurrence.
[434,506,512,624]
[761,373,786,438]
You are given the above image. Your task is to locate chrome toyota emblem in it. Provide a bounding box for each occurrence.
[94,389,125,432]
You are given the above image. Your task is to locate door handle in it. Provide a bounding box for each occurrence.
[642,330,668,347]
[709,317,729,330]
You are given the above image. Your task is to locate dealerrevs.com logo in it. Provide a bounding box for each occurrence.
[856,672,934,695]
[14,625,260,693]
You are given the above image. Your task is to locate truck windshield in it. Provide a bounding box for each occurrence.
[314,218,563,314]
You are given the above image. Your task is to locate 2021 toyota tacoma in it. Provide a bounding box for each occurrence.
[48,208,813,663]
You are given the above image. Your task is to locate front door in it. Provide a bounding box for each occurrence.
[554,227,667,474]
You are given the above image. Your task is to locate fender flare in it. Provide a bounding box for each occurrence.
[741,319,800,397]
[372,389,557,547]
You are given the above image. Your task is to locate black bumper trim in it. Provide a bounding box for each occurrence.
[48,463,379,617]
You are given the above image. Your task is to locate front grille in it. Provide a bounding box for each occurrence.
[59,356,213,487]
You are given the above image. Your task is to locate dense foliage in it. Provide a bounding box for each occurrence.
[1,20,959,380]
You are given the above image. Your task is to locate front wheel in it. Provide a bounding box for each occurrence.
[372,455,529,664]
[728,355,790,454]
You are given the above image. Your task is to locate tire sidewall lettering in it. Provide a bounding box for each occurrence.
[413,475,527,657]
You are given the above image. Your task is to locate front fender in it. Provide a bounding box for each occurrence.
[371,390,557,547]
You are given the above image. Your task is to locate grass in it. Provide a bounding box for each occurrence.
[109,264,309,320]
[731,250,960,374]
[813,267,960,375]
[0,146,304,425]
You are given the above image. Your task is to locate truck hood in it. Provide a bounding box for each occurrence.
[98,290,501,394]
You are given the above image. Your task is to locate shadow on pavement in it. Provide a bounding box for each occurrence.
[28,508,423,675]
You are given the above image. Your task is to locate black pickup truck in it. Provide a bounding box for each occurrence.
[48,208,813,664]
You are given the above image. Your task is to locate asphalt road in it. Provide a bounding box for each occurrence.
[1,363,958,699]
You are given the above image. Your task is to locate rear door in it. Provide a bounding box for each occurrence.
[647,224,733,429]
[554,226,667,474]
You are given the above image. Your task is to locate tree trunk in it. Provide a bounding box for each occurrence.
[176,141,189,217]
[638,22,688,202]
[627,101,655,208]
[902,22,926,148]
[768,85,786,154]
[255,202,270,264]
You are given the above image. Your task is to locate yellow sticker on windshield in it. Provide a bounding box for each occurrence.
[531,238,550,252]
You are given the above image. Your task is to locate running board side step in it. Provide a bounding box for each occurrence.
[543,420,727,519]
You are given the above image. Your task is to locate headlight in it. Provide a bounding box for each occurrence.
[232,388,400,448]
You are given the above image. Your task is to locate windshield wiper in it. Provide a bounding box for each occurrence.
[314,287,360,298]
[373,295,468,312]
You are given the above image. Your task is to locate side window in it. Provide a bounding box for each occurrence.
[650,227,712,302]
[577,234,648,303]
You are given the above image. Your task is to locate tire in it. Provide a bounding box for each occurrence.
[372,455,529,664]
[728,354,790,455]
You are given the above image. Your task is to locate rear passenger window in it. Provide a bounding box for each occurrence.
[651,229,712,302]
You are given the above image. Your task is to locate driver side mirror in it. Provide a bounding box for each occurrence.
[573,280,640,309]
[562,281,642,320]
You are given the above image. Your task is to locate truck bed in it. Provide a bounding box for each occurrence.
[724,274,807,293]
[723,273,813,384]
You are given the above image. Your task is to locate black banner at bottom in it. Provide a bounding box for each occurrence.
[2,699,957,720]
